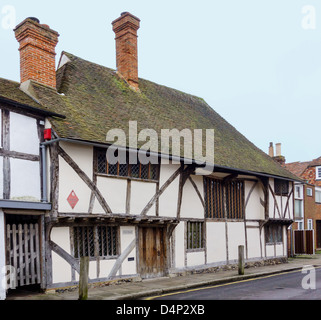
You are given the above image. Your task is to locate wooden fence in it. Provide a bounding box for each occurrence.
[6,223,41,288]
[294,230,314,255]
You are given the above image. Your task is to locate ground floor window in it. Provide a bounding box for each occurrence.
[72,225,119,259]
[187,221,204,250]
[265,224,283,244]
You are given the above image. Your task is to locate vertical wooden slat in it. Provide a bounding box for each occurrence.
[24,224,30,286]
[35,224,41,283]
[12,224,17,285]
[29,224,36,284]
[18,224,24,286]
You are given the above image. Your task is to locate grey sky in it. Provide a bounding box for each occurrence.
[0,0,320,163]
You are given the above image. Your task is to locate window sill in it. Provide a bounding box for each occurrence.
[186,248,205,253]
[96,172,158,183]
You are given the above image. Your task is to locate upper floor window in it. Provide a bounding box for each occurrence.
[95,147,159,181]
[204,178,244,220]
[315,188,321,204]
[316,167,321,180]
[307,188,313,197]
[274,179,289,196]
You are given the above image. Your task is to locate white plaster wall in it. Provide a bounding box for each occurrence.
[227,222,245,261]
[246,227,261,259]
[245,181,265,220]
[186,251,205,267]
[59,156,91,213]
[174,222,185,268]
[265,245,275,257]
[51,227,72,284]
[130,181,156,216]
[10,112,39,155]
[10,159,41,201]
[0,211,6,300]
[180,176,204,219]
[98,259,117,279]
[94,177,127,214]
[206,222,226,263]
[120,226,136,275]
[159,162,180,217]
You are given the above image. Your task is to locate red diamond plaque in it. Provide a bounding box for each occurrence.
[67,190,79,209]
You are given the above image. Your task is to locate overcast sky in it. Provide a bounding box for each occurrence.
[0,0,320,163]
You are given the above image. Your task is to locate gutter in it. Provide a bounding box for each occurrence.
[0,96,65,119]
[41,137,300,182]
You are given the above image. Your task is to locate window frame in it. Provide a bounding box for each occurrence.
[95,147,160,182]
[316,166,321,180]
[186,221,205,251]
[72,225,120,260]
[274,179,289,196]
[265,224,283,245]
[204,177,245,220]
[315,188,321,204]
[307,187,313,197]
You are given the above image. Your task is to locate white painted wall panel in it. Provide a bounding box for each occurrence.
[246,227,261,259]
[10,112,39,155]
[130,181,156,216]
[95,177,127,214]
[180,176,204,219]
[59,156,91,213]
[120,226,136,275]
[174,222,185,268]
[186,251,205,267]
[227,222,245,261]
[206,222,226,263]
[51,227,72,284]
[10,159,41,201]
[159,163,180,217]
[245,181,265,220]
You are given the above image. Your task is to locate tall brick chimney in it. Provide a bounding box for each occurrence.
[112,12,140,91]
[269,142,286,167]
[14,17,59,89]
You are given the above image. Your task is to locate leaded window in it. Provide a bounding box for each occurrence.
[204,178,244,220]
[187,221,204,250]
[95,148,159,181]
[73,226,118,259]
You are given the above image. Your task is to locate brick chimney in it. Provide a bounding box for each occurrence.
[112,12,140,91]
[270,142,286,166]
[14,17,59,89]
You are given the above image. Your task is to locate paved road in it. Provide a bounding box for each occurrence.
[150,266,321,300]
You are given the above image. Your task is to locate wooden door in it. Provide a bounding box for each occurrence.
[138,227,167,279]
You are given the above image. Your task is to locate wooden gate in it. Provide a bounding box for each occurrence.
[6,223,41,288]
[294,230,314,255]
[138,227,167,279]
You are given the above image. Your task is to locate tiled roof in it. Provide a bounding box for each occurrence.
[0,52,299,180]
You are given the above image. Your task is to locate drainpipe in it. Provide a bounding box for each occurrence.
[40,144,47,203]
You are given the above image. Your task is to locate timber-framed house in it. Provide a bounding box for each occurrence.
[0,13,299,298]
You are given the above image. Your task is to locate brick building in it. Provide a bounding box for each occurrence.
[285,156,321,251]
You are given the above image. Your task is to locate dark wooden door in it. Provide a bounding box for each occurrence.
[138,227,167,279]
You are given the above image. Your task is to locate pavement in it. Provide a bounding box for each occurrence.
[6,254,321,300]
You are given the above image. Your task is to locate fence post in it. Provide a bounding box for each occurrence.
[238,245,245,275]
[79,256,89,300]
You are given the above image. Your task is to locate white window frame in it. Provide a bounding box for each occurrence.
[316,166,321,180]
[294,184,303,199]
[316,187,321,204]
[307,219,313,230]
[307,187,313,197]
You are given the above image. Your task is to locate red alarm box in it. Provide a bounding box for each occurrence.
[44,128,52,140]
